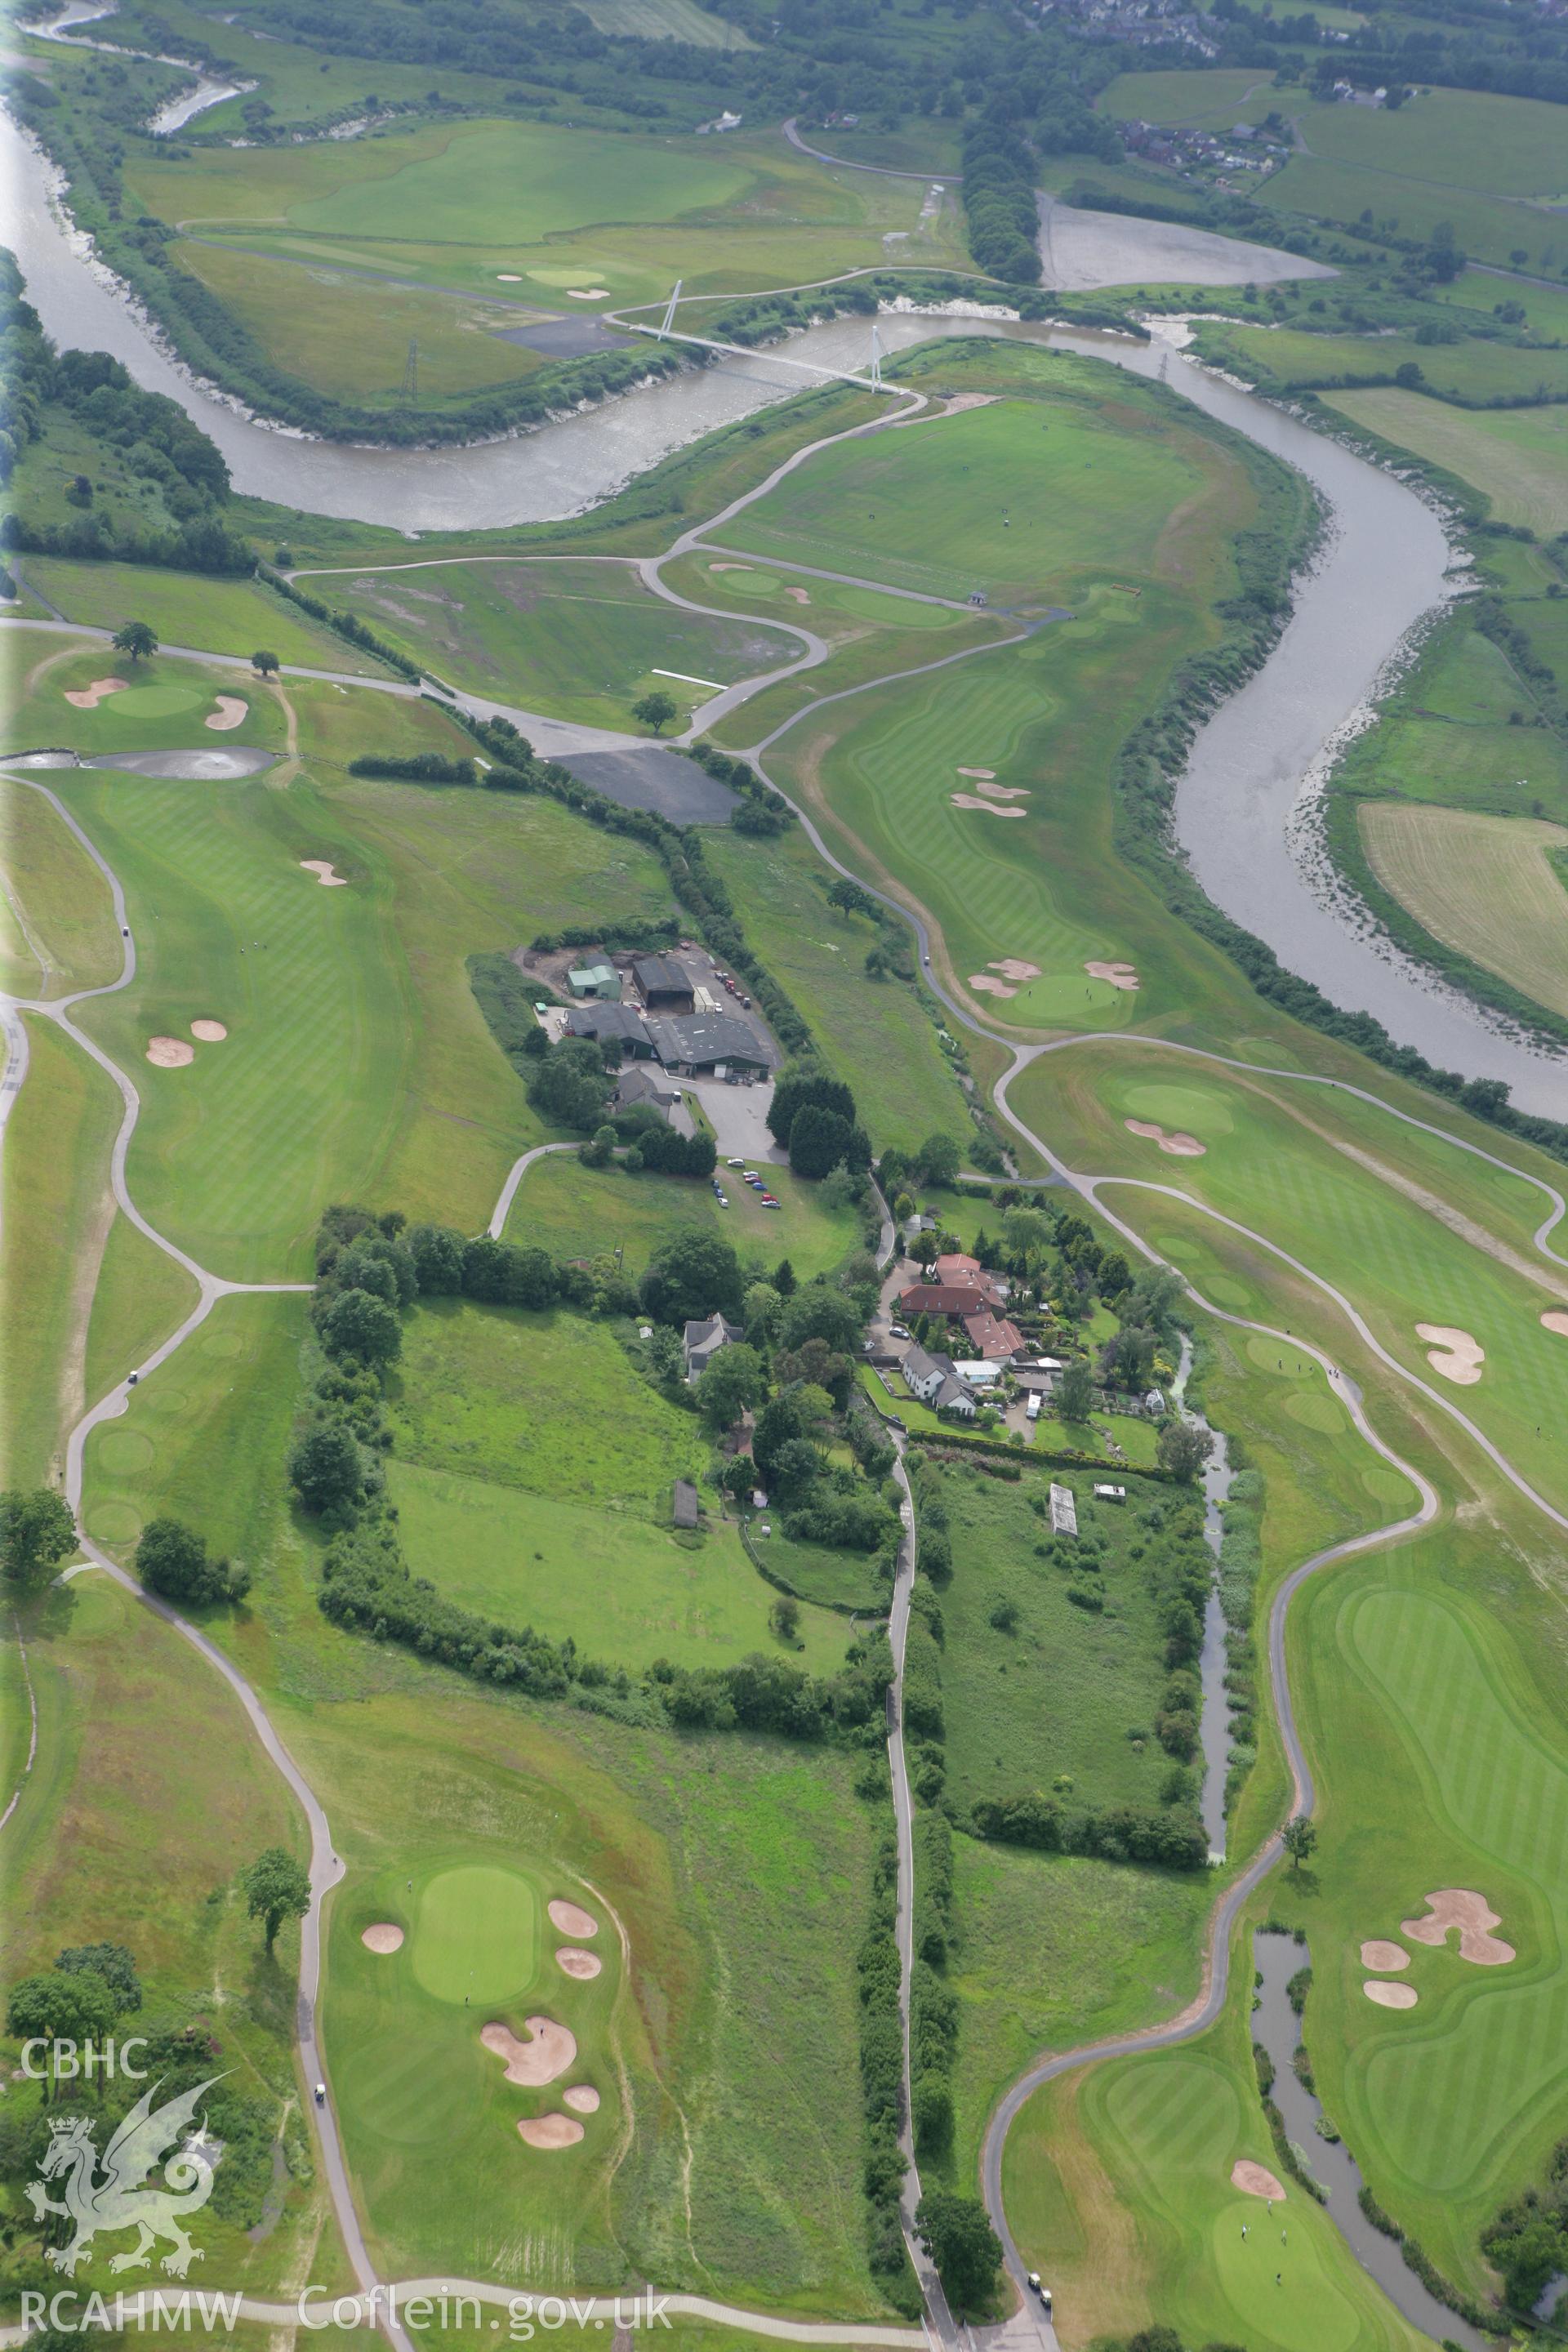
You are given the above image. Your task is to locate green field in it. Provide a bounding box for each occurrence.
[312,557,796,729]
[1193,319,1568,406]
[1358,800,1568,1022]
[21,560,391,674]
[505,1147,865,1282]
[1331,616,1568,827]
[1324,387,1568,529]
[1098,68,1293,130]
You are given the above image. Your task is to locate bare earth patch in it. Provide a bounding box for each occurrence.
[563,2085,600,2114]
[547,1899,598,1939]
[970,974,1016,997]
[146,1036,194,1067]
[951,794,1026,817]
[190,1019,227,1042]
[1542,1311,1568,1339]
[1360,1940,1410,1972]
[556,1947,602,1980]
[480,2018,577,2086]
[205,696,247,732]
[518,2114,584,2149]
[1231,2160,1285,2202]
[1126,1118,1205,1158]
[65,677,127,709]
[1416,1325,1485,1385]
[300,859,348,887]
[1401,1889,1514,1965]
[1365,1981,1419,2010]
[1086,960,1139,990]
[361,1923,403,1954]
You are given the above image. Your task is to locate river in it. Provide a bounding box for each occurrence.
[7,114,1566,1114]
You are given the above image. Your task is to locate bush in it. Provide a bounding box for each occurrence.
[136,1516,250,1606]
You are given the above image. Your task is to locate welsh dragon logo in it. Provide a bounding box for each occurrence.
[26,2076,225,2278]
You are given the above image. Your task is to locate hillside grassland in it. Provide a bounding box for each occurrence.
[1323,387,1568,530]
[281,1682,892,2309]
[700,827,977,1156]
[1356,800,1568,1022]
[931,1462,1179,1820]
[20,561,393,675]
[309,557,798,729]
[503,1148,864,1281]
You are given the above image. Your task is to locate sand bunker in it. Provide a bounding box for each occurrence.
[709,564,755,576]
[1126,1118,1205,1158]
[64,677,127,709]
[1540,1311,1568,1339]
[190,1019,227,1042]
[957,767,996,780]
[951,794,1026,817]
[556,1947,602,1980]
[518,2114,584,2149]
[547,1900,599,1940]
[1231,2160,1285,2202]
[1401,1890,1514,1966]
[970,974,1016,997]
[1360,1940,1410,1973]
[563,2086,600,2114]
[301,860,348,887]
[204,696,247,732]
[976,780,1030,801]
[1364,1981,1419,2010]
[566,288,610,300]
[146,1036,194,1067]
[497,273,522,281]
[785,586,810,604]
[991,959,1041,981]
[481,2018,577,2087]
[1086,960,1139,990]
[1416,1325,1485,1386]
[361,1923,404,1954]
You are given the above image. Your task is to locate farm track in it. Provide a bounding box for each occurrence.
[5,339,1568,2352]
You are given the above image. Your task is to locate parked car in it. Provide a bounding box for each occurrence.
[889,1323,911,1341]
[727,1156,744,1168]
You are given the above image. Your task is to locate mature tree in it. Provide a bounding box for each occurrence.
[915,1133,962,1187]
[1097,1249,1134,1299]
[1283,1818,1318,1873]
[6,1970,116,2096]
[527,1036,613,1130]
[777,1281,862,1357]
[337,1232,417,1306]
[112,620,158,662]
[631,688,677,734]
[507,1245,558,1311]
[764,1435,825,1503]
[719,1455,755,1512]
[771,1256,796,1298]
[1156,1418,1214,1483]
[251,648,280,677]
[910,1229,939,1272]
[639,1229,743,1326]
[288,1422,365,1515]
[241,1847,311,1952]
[770,1595,800,1644]
[56,1943,141,2013]
[789,1103,870,1180]
[0,1487,77,1591]
[1001,1205,1051,1264]
[406,1223,466,1295]
[1128,1263,1184,1331]
[1057,1360,1094,1424]
[914,2189,1004,2310]
[776,1334,853,1409]
[580,1122,616,1169]
[826,876,878,920]
[644,1325,684,1388]
[320,1285,403,1366]
[1496,2219,1568,2312]
[1107,1324,1157,1392]
[742,1280,782,1344]
[136,1517,250,1606]
[695,1342,764,1430]
[766,1066,857,1150]
[912,2075,954,2157]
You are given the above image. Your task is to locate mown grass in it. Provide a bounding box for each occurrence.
[313,557,797,729]
[0,769,120,993]
[22,559,391,672]
[82,1209,201,1407]
[930,1459,1178,1820]
[0,1017,119,1489]
[701,827,976,1156]
[1331,615,1568,826]
[1322,387,1568,531]
[505,1148,864,1282]
[1357,801,1568,1022]
[7,640,292,760]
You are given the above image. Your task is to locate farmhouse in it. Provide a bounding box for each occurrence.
[632,953,697,1013]
[898,1284,996,1319]
[962,1309,1025,1361]
[900,1344,976,1417]
[614,1063,685,1123]
[684,1312,745,1379]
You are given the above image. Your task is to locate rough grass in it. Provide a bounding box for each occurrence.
[22,563,392,673]
[1357,800,1568,1021]
[1332,618,1568,827]
[0,770,121,993]
[312,556,796,729]
[505,1149,863,1283]
[1196,320,1568,405]
[1323,388,1568,530]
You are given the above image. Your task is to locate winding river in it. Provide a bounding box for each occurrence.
[7,114,1566,1115]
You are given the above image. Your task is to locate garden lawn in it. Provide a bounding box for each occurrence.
[930,1460,1177,1819]
[1356,802,1568,1022]
[388,1464,853,1673]
[310,557,796,729]
[1321,389,1568,531]
[23,560,393,674]
[702,827,976,1156]
[505,1149,863,1282]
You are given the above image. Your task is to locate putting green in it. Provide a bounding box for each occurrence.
[1209,2200,1362,2352]
[1123,1080,1236,1135]
[104,682,203,719]
[412,1864,539,2004]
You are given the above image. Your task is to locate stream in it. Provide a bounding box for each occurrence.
[1176,1335,1235,1860]
[7,104,1567,1115]
[1252,1930,1491,2351]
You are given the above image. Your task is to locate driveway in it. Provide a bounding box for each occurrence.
[681,1072,782,1164]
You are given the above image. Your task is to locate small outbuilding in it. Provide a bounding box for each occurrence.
[568,963,620,1000]
[1049,1482,1078,1538]
[672,1479,701,1530]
